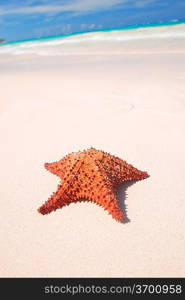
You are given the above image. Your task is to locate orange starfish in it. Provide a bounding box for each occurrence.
[38,148,149,222]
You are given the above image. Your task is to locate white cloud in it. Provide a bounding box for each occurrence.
[135,0,156,8]
[0,0,127,16]
[0,0,160,18]
[64,0,124,12]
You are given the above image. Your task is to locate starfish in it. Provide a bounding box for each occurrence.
[38,148,149,222]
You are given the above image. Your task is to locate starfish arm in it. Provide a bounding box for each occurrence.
[44,153,78,179]
[38,184,71,215]
[95,190,124,222]
[39,158,83,214]
[118,159,148,181]
[100,153,148,184]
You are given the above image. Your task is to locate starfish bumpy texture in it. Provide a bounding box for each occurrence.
[38,148,149,222]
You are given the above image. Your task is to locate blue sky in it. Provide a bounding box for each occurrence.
[0,0,185,42]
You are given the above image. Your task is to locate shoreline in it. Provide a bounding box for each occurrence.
[1,18,185,46]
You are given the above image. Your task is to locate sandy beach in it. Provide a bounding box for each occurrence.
[0,41,185,277]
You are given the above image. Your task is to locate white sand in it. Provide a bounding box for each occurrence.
[0,50,185,277]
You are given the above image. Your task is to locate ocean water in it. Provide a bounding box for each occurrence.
[0,20,185,56]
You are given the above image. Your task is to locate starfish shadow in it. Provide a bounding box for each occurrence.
[116,180,138,224]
